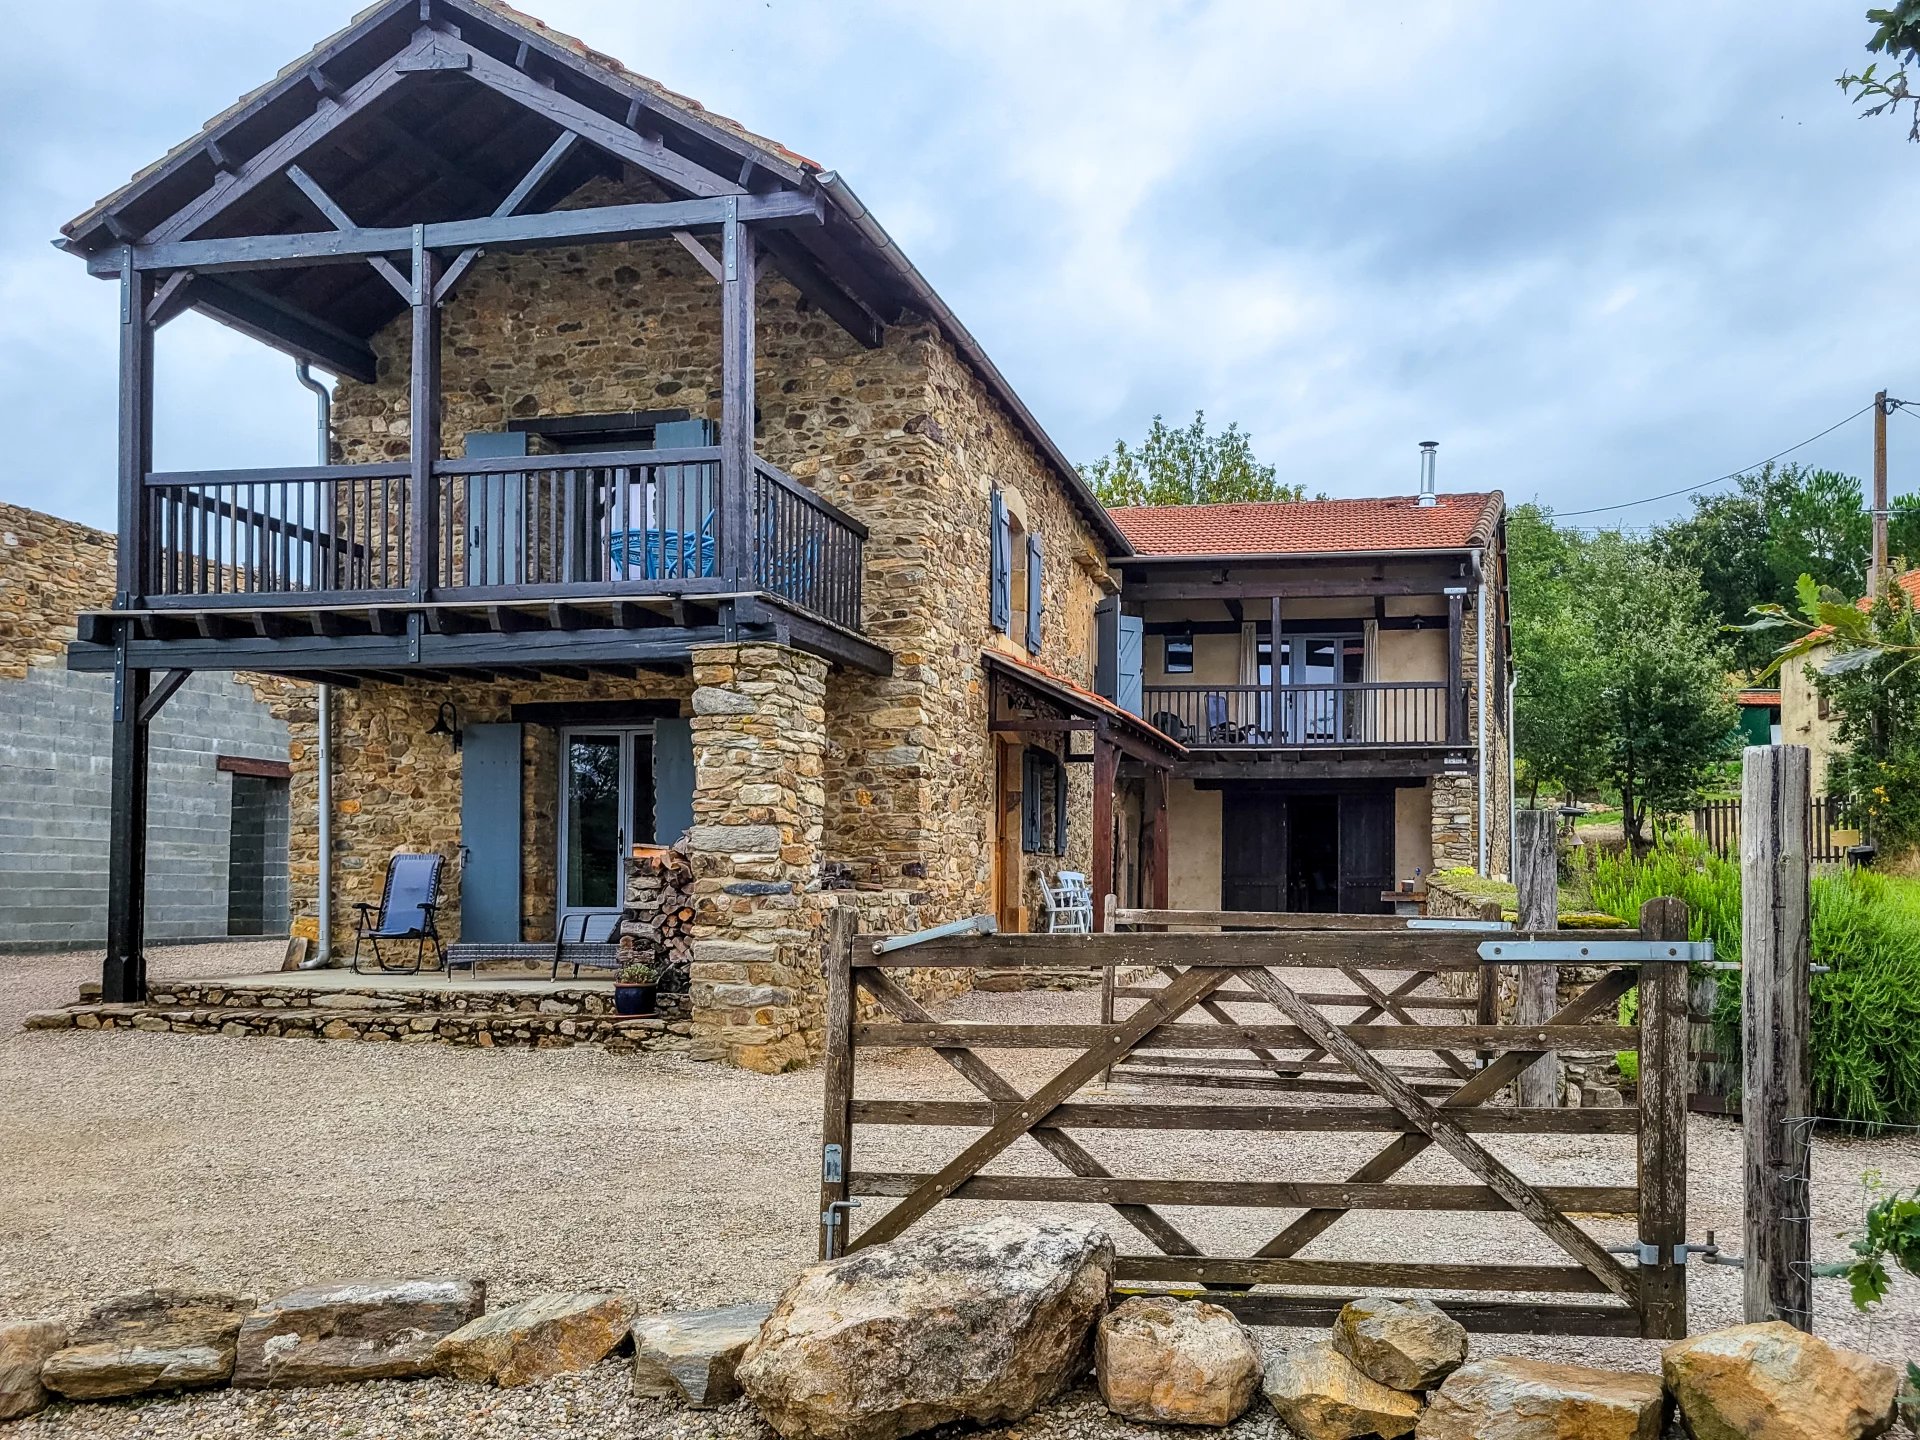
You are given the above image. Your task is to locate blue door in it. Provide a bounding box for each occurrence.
[459,723,522,943]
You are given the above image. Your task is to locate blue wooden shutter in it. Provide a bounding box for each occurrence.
[1053,750,1069,856]
[1024,531,1043,654]
[652,717,694,844]
[990,489,1011,632]
[458,724,522,943]
[1020,750,1041,851]
[1117,614,1144,715]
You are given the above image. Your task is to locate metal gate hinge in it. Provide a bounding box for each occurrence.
[1477,939,1714,965]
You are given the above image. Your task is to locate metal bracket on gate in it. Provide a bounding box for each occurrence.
[1406,918,1513,932]
[871,914,998,956]
[820,1199,862,1259]
[1610,1231,1743,1268]
[821,1143,843,1183]
[1476,938,1714,965]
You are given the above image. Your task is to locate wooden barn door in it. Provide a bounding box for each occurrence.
[1221,791,1286,913]
[1337,789,1395,915]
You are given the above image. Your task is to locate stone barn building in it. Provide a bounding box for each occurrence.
[48,0,1510,1068]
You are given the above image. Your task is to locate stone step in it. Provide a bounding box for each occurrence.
[146,980,688,1020]
[23,1003,689,1055]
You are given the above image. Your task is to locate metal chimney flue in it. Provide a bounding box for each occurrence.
[1416,441,1439,507]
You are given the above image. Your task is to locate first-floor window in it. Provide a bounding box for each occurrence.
[1021,748,1068,855]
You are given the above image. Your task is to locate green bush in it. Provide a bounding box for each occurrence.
[1584,839,1920,1129]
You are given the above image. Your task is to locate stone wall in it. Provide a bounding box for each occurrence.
[0,502,298,949]
[294,670,692,959]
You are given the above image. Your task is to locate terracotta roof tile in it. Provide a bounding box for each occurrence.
[1110,493,1503,557]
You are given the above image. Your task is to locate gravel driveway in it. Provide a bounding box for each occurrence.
[2,967,1915,1438]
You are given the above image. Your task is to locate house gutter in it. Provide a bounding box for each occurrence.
[813,171,1133,557]
[293,361,334,969]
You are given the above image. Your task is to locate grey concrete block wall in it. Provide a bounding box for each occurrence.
[0,665,292,949]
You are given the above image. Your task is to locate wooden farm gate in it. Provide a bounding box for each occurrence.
[818,902,1697,1340]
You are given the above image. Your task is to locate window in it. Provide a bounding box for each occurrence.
[1817,691,1831,721]
[1021,748,1068,855]
[1164,627,1194,674]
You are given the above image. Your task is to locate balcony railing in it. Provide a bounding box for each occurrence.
[1143,681,1455,748]
[138,446,867,632]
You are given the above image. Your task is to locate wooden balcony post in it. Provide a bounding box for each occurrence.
[103,623,151,1003]
[1269,596,1283,742]
[117,252,155,608]
[409,226,440,600]
[1446,589,1466,744]
[720,203,757,585]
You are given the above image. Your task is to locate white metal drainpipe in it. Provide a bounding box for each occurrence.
[1477,568,1490,876]
[293,361,334,969]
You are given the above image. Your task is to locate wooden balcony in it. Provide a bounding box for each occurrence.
[136,447,864,630]
[1143,681,1460,750]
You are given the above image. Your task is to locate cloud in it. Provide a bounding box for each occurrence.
[3,0,1916,535]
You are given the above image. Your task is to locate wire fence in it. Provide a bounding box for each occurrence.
[1784,1115,1920,1348]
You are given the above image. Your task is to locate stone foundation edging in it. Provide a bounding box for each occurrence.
[25,1003,690,1054]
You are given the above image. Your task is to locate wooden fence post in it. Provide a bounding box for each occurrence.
[819,905,858,1259]
[1741,744,1812,1328]
[1100,894,1118,1085]
[1512,809,1561,1107]
[1638,897,1691,1338]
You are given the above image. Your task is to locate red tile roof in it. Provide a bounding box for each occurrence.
[980,651,1186,759]
[1736,688,1781,707]
[1110,493,1503,557]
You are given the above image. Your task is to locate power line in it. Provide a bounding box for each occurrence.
[1554,402,1879,518]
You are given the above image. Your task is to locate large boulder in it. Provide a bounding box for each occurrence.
[0,1319,68,1419]
[39,1289,251,1400]
[736,1215,1114,1440]
[232,1276,484,1388]
[1332,1297,1468,1392]
[1095,1295,1261,1426]
[1264,1339,1424,1440]
[1662,1322,1898,1440]
[633,1301,772,1408]
[1417,1357,1664,1440]
[435,1291,635,1387]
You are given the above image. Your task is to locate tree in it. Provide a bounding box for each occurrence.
[1509,504,1605,803]
[1512,508,1741,849]
[1082,411,1305,507]
[1740,573,1920,855]
[1653,463,1872,674]
[1838,2,1920,140]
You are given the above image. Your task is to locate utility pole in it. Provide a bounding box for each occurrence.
[1871,389,1889,600]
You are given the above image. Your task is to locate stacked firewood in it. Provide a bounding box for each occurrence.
[622,844,695,993]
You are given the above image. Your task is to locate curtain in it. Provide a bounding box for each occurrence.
[1362,618,1379,741]
[1239,620,1259,733]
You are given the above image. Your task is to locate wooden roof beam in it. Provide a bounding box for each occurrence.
[285,164,412,300]
[93,189,821,276]
[435,130,579,302]
[759,229,884,349]
[186,275,378,383]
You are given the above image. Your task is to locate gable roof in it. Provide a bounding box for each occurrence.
[56,0,1130,554]
[1110,492,1503,558]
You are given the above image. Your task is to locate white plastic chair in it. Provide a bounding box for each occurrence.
[1044,871,1093,934]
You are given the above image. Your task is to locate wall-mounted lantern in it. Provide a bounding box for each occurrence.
[427,701,463,752]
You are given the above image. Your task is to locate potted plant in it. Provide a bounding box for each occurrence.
[614,962,658,1017]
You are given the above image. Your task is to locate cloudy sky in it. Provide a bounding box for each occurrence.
[3,0,1916,533]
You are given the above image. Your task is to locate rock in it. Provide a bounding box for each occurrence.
[736,1215,1114,1440]
[1661,1321,1898,1440]
[40,1289,251,1400]
[632,1300,772,1407]
[0,1319,68,1419]
[1417,1357,1664,1440]
[1263,1339,1424,1440]
[1095,1295,1261,1426]
[1332,1297,1468,1392]
[435,1291,635,1387]
[232,1276,484,1388]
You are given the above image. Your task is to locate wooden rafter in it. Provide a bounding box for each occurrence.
[285,164,412,299]
[435,130,579,302]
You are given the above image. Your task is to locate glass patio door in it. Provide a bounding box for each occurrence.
[558,728,656,935]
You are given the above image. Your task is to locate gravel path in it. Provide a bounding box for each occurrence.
[3,971,1915,1437]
